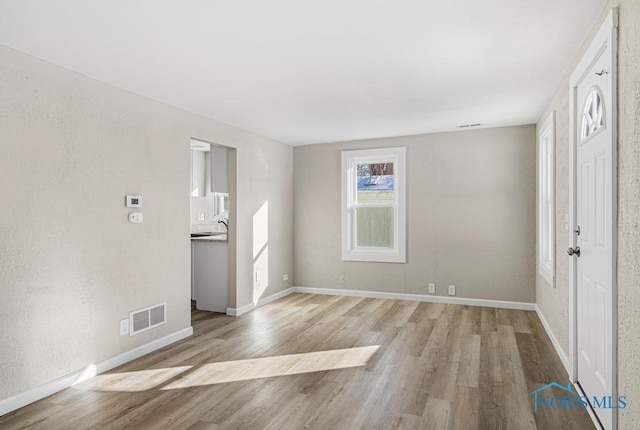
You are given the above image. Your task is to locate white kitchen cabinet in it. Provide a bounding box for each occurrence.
[191,149,206,197]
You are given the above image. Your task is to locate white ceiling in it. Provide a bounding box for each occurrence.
[0,1,605,145]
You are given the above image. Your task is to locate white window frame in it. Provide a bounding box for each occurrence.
[341,147,406,263]
[538,112,555,286]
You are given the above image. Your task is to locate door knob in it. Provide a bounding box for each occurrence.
[567,247,581,257]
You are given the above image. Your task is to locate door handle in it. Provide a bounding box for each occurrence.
[567,247,581,257]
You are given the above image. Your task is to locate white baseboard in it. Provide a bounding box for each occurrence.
[292,286,536,311]
[225,302,254,317]
[535,304,570,375]
[225,286,535,317]
[0,326,193,417]
[226,287,296,316]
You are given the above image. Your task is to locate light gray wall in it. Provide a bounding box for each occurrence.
[294,126,536,303]
[536,2,640,426]
[0,44,293,401]
[616,2,640,424]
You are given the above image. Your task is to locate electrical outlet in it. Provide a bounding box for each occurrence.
[428,283,435,294]
[283,274,289,281]
[120,319,129,336]
[448,285,456,296]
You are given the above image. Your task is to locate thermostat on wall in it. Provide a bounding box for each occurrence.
[125,195,142,208]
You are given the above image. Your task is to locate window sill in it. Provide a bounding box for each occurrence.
[342,251,406,263]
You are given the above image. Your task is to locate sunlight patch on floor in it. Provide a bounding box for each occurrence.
[72,366,193,392]
[162,345,380,389]
[68,346,380,393]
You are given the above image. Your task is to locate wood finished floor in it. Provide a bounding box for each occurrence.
[0,293,594,430]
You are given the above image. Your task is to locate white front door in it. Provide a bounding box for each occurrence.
[571,11,617,429]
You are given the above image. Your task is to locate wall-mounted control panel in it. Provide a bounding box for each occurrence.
[125,195,143,208]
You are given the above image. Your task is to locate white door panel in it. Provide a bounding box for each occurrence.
[574,31,614,429]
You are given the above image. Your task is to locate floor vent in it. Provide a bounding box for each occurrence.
[130,302,166,335]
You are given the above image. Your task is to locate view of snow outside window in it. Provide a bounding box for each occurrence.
[355,163,395,248]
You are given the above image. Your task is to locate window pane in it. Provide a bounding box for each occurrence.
[537,114,554,284]
[356,207,394,248]
[356,162,394,204]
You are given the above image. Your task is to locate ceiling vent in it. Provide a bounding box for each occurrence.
[130,303,166,336]
[457,123,482,128]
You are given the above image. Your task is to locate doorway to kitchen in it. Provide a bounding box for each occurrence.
[189,138,237,319]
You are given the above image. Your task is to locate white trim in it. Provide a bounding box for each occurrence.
[568,8,617,430]
[226,287,297,316]
[538,111,555,286]
[535,305,570,374]
[0,326,193,417]
[225,302,255,317]
[341,147,407,263]
[225,286,537,318]
[293,286,535,311]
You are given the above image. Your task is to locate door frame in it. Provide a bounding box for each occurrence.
[568,7,618,429]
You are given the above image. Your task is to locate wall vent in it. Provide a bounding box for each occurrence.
[129,302,166,336]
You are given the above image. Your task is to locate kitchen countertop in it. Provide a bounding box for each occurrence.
[191,234,227,242]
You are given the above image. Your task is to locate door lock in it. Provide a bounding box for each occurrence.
[567,247,581,257]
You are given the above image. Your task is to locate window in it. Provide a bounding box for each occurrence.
[581,87,605,141]
[341,147,406,263]
[538,113,555,285]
